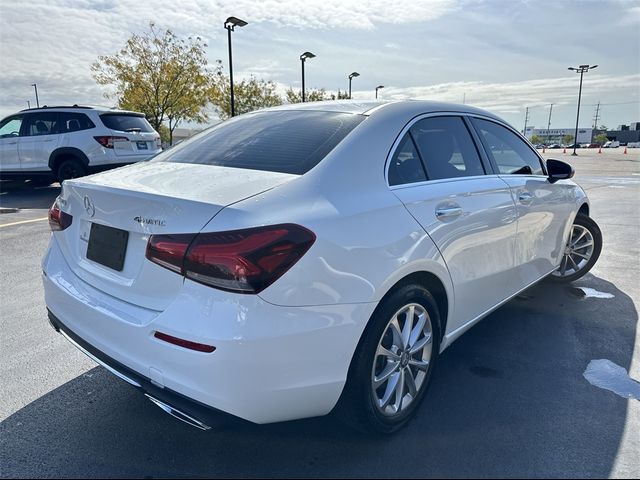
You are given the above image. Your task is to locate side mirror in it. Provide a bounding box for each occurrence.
[547,159,574,183]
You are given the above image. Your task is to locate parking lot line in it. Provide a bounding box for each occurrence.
[0,217,48,228]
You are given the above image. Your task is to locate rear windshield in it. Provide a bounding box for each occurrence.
[150,111,365,175]
[100,114,154,133]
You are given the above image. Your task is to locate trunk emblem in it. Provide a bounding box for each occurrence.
[134,216,166,227]
[83,196,95,217]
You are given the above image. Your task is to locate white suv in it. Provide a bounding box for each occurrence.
[0,105,162,184]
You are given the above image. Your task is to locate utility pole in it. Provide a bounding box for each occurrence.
[592,101,601,130]
[546,103,554,144]
[523,107,530,137]
[462,92,466,104]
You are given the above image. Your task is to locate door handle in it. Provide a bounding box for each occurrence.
[518,192,533,204]
[435,207,463,219]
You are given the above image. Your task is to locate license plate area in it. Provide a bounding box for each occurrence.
[137,141,148,150]
[86,223,129,271]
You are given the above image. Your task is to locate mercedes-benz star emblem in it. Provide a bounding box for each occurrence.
[84,196,95,217]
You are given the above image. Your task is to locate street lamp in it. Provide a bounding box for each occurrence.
[568,64,598,155]
[26,100,31,109]
[31,83,39,108]
[224,16,248,117]
[300,51,315,102]
[348,72,359,99]
[375,85,384,99]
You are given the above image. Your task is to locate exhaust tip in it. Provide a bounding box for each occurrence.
[145,394,211,431]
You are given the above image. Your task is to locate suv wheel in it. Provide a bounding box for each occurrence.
[336,284,441,433]
[56,159,86,182]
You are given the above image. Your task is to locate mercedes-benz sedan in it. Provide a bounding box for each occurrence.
[43,101,602,433]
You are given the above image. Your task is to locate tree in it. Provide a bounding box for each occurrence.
[530,134,543,144]
[92,22,215,145]
[210,62,282,120]
[563,134,574,145]
[285,87,332,103]
[595,133,608,145]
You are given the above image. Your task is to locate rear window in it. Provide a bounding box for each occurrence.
[100,114,154,133]
[151,111,366,175]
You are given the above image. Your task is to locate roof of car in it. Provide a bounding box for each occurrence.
[18,105,141,114]
[258,100,503,121]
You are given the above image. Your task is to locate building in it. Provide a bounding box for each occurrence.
[524,127,592,144]
[604,123,640,145]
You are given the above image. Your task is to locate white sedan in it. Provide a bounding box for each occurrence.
[43,101,602,433]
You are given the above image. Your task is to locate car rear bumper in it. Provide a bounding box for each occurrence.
[42,237,377,424]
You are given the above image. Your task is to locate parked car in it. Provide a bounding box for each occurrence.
[0,105,161,184]
[548,144,563,149]
[567,143,581,149]
[43,101,602,433]
[603,141,619,148]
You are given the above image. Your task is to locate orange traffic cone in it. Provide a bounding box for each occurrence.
[543,146,546,153]
[563,147,567,153]
[598,146,602,153]
[624,146,628,154]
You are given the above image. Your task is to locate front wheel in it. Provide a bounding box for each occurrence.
[335,284,441,434]
[549,213,602,283]
[56,159,87,183]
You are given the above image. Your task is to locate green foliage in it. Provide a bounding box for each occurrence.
[594,133,608,145]
[530,134,543,144]
[92,22,215,144]
[285,87,332,103]
[563,134,574,145]
[210,61,282,120]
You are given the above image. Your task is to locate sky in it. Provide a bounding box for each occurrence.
[0,0,639,131]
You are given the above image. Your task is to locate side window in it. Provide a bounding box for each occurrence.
[388,133,427,186]
[473,118,544,175]
[410,116,485,180]
[59,112,96,133]
[0,116,23,138]
[23,113,59,137]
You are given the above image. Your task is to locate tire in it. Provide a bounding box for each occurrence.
[56,158,86,182]
[548,213,602,283]
[335,284,441,434]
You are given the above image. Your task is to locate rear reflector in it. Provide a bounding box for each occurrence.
[48,200,73,231]
[154,331,216,353]
[146,224,316,294]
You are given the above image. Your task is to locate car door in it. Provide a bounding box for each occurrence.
[0,115,24,171]
[388,115,518,332]
[18,112,60,171]
[470,117,576,292]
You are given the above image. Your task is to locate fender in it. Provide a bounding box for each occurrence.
[48,147,90,170]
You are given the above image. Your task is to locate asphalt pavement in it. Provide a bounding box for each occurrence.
[1,150,639,478]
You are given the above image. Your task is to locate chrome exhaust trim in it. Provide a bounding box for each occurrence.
[145,394,212,430]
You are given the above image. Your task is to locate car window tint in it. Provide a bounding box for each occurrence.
[100,114,154,133]
[388,133,427,186]
[24,113,59,136]
[151,111,365,175]
[0,116,23,138]
[60,112,95,132]
[473,118,544,175]
[410,116,485,180]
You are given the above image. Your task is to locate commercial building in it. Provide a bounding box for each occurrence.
[524,127,592,144]
[604,123,640,144]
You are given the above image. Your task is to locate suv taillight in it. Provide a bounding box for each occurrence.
[48,199,73,231]
[146,224,316,294]
[94,136,129,148]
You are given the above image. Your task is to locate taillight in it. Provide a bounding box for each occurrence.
[94,136,129,148]
[155,136,162,148]
[146,224,316,294]
[48,200,73,231]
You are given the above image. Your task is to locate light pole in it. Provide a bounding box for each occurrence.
[300,52,315,102]
[31,83,39,108]
[568,64,598,155]
[375,85,384,99]
[546,103,554,145]
[27,100,31,109]
[348,72,359,99]
[224,16,248,117]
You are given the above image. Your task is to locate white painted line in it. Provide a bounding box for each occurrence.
[579,287,614,299]
[0,217,48,228]
[584,359,640,400]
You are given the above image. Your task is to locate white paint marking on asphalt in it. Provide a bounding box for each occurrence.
[0,217,48,228]
[584,359,640,400]
[579,287,615,299]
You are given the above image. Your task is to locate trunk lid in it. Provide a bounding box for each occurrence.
[54,161,297,311]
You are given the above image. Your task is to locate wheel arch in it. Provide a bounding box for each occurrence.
[48,147,90,172]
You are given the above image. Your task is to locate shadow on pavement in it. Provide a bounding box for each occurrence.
[0,180,61,210]
[0,274,636,478]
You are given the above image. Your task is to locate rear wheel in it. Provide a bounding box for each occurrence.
[56,159,86,182]
[549,213,602,283]
[336,284,441,433]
